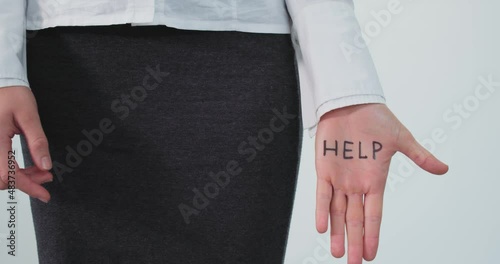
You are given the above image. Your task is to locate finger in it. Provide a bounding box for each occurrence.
[15,174,51,203]
[0,152,7,190]
[15,110,52,171]
[6,159,50,203]
[22,164,54,181]
[397,128,449,175]
[0,153,50,189]
[346,193,364,264]
[0,136,13,182]
[330,188,346,258]
[0,136,52,183]
[0,178,6,190]
[363,192,383,261]
[25,169,53,184]
[316,177,332,233]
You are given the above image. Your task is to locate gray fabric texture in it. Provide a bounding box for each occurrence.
[20,24,303,264]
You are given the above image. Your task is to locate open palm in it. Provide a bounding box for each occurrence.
[314,103,448,264]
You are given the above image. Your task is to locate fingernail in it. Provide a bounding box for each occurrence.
[38,197,49,203]
[41,156,52,170]
[42,178,53,184]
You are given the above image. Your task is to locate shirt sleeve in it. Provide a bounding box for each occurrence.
[0,0,30,89]
[285,0,386,138]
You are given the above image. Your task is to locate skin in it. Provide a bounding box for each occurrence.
[0,87,448,263]
[0,86,53,203]
[315,103,449,264]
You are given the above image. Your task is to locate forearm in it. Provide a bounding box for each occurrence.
[285,0,385,137]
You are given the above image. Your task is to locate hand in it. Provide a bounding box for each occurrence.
[0,86,53,203]
[314,103,448,264]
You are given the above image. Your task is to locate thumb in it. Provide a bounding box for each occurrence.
[15,110,52,171]
[397,127,449,175]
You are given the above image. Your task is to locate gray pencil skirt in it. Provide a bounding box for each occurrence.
[20,24,302,264]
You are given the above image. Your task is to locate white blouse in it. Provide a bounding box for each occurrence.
[0,0,385,137]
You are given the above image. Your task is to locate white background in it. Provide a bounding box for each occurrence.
[286,0,500,263]
[1,0,499,263]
